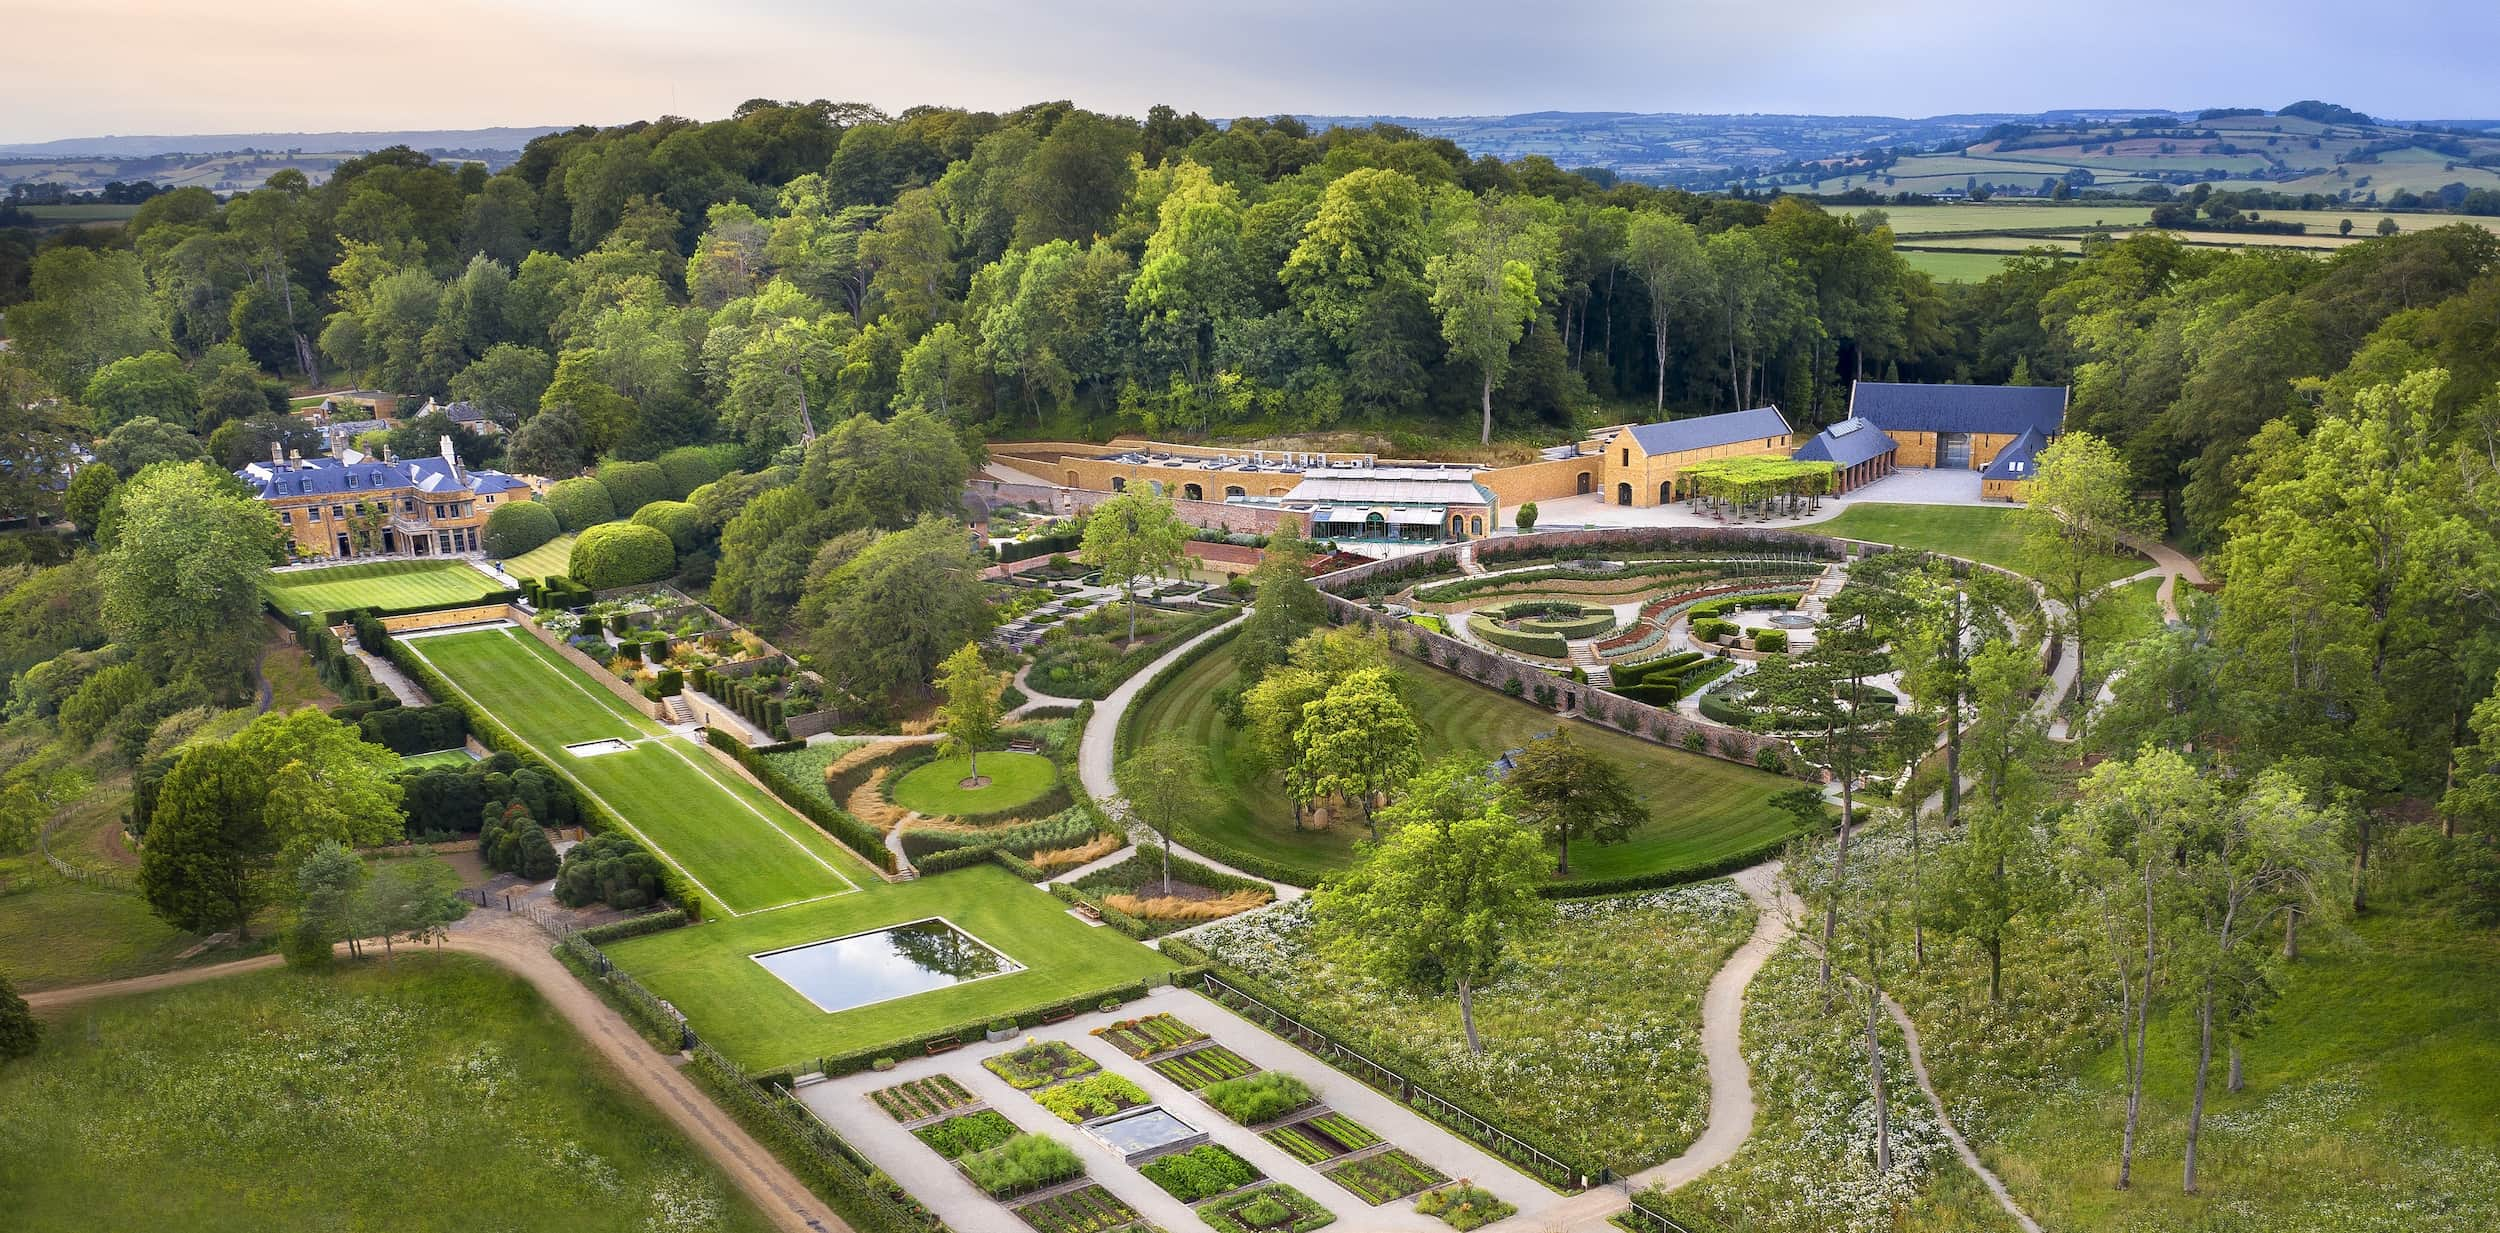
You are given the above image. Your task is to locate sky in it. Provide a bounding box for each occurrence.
[3,0,2495,143]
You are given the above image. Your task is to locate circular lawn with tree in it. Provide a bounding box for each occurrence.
[892,751,1058,816]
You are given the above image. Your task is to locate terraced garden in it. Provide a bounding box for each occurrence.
[261,558,506,615]
[1124,631,1806,885]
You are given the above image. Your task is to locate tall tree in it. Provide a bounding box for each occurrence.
[1622,211,1706,410]
[1079,488,1191,642]
[100,463,282,696]
[2065,746,2212,1190]
[1232,520,1323,683]
[1286,667,1422,840]
[0,972,37,1061]
[1314,756,1551,1053]
[933,642,1002,783]
[1427,194,1558,444]
[1499,730,1648,875]
[1119,735,1222,894]
[140,744,274,939]
[2021,430,2155,693]
[805,516,992,706]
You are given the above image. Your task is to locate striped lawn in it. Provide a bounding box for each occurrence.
[404,627,862,914]
[261,559,505,615]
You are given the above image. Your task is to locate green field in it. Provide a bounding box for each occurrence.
[19,202,141,223]
[2,954,776,1233]
[403,626,862,914]
[1878,203,2161,236]
[1127,639,1807,886]
[1899,249,2028,282]
[0,874,213,992]
[501,531,579,580]
[605,863,1174,1068]
[1816,503,2145,588]
[891,751,1058,816]
[261,559,505,616]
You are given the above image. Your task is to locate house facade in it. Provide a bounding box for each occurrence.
[1593,406,1796,507]
[238,436,533,561]
[1843,381,2067,473]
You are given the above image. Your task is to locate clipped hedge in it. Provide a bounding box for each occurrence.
[656,445,731,499]
[1751,628,1788,653]
[597,459,671,516]
[1465,613,1568,659]
[543,475,617,531]
[704,726,891,872]
[577,908,691,945]
[808,979,1156,1078]
[569,521,676,590]
[482,498,560,558]
[630,499,701,552]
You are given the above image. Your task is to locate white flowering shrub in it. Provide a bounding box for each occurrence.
[1198,881,1756,1170]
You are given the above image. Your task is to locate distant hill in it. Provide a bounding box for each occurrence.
[0,127,567,158]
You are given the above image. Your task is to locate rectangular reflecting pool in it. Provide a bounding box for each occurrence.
[752,917,1023,1014]
[1083,1105,1209,1164]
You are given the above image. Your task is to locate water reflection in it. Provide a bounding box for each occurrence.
[753,918,1022,1013]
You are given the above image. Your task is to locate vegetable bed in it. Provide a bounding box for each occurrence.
[984,1040,1099,1090]
[1151,1044,1259,1089]
[1321,1149,1446,1205]
[915,1110,1018,1159]
[873,1074,976,1121]
[1259,1113,1381,1164]
[1034,1074,1151,1124]
[1137,1143,1264,1203]
[1013,1184,1143,1233]
[1092,1013,1208,1059]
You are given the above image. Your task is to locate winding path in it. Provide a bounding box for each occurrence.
[27,915,843,1233]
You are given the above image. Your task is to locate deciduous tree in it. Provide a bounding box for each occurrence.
[1499,730,1648,875]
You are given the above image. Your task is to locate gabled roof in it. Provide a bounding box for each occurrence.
[1848,382,2067,437]
[1282,468,1493,507]
[1619,406,1792,457]
[236,454,527,500]
[1981,428,2048,482]
[1792,418,1900,468]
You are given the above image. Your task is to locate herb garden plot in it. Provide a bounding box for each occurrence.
[1147,1043,1257,1089]
[1320,1148,1446,1205]
[873,1073,977,1122]
[1137,1143,1265,1203]
[1258,1113,1381,1164]
[984,1039,1099,1089]
[1011,1184,1147,1233]
[915,1110,1019,1159]
[1033,1074,1151,1123]
[1198,1183,1337,1233]
[1092,1013,1208,1059]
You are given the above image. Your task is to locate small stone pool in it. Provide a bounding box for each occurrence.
[1768,613,1815,630]
[752,917,1022,1014]
[1083,1105,1209,1163]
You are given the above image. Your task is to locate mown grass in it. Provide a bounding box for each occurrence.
[502,531,580,580]
[603,864,1172,1069]
[1816,503,2144,588]
[890,752,1057,816]
[1126,646,1805,885]
[406,626,862,913]
[0,874,209,992]
[259,558,504,615]
[0,953,777,1233]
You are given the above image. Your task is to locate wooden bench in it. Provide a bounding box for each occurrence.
[1007,738,1042,754]
[1071,902,1103,923]
[1039,1007,1076,1024]
[924,1038,962,1056]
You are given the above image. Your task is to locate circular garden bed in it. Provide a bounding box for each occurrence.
[892,751,1060,816]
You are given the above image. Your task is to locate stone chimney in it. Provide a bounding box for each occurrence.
[270,442,284,467]
[439,434,465,486]
[287,448,303,469]
[382,442,395,463]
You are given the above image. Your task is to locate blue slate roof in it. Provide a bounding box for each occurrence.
[1621,406,1792,457]
[237,453,527,500]
[1791,419,1900,468]
[1848,382,2067,437]
[1981,428,2047,481]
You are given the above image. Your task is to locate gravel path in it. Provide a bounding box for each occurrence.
[26,915,844,1233]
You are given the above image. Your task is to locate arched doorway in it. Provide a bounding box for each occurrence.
[1225,485,1245,499]
[1182,483,1203,501]
[1615,482,1632,506]
[1148,480,1164,497]
[1660,480,1674,504]
[1576,471,1592,495]
[1449,514,1466,538]
[1470,516,1484,536]
[1362,511,1387,538]
[1111,476,1127,492]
